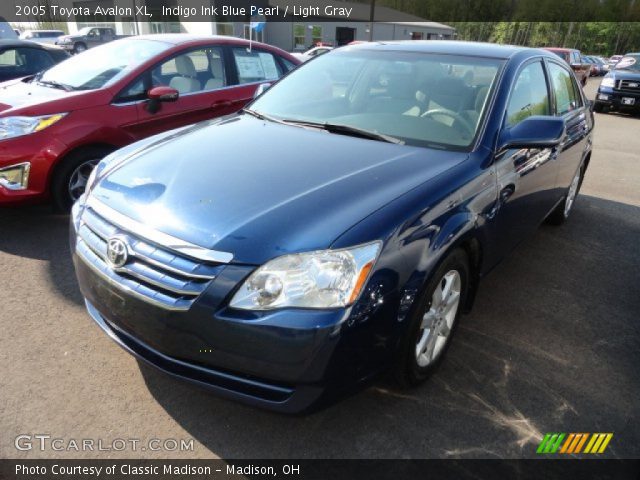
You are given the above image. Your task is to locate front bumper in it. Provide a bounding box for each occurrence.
[56,42,75,51]
[84,298,329,412]
[0,134,67,205]
[596,87,640,111]
[70,205,363,412]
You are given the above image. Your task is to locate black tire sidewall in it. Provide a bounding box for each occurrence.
[51,147,111,212]
[395,248,469,387]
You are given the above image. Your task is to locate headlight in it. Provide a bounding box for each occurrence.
[230,242,381,310]
[600,77,615,88]
[0,162,30,190]
[0,113,67,141]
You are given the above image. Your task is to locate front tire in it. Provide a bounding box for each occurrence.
[73,42,87,54]
[547,165,584,225]
[51,146,112,212]
[394,248,469,387]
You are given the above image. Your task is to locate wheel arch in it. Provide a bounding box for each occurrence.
[47,142,118,199]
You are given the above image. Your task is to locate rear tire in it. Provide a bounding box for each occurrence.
[51,146,112,213]
[394,248,469,387]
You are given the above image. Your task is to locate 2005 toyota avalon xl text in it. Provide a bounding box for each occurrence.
[70,41,594,413]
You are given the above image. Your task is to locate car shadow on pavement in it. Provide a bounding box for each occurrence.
[137,194,640,459]
[0,206,83,306]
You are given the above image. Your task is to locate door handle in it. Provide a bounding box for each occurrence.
[211,100,232,109]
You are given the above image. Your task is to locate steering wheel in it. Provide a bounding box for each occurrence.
[421,108,475,138]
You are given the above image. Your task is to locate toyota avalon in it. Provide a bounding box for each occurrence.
[71,41,593,412]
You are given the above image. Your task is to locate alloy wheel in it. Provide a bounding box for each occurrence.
[68,159,99,202]
[415,270,462,367]
[564,168,581,217]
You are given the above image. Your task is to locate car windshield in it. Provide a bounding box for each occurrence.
[38,38,170,90]
[77,27,94,35]
[613,55,640,71]
[250,49,503,150]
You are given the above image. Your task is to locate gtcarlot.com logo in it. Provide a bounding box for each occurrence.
[536,433,613,454]
[15,434,195,452]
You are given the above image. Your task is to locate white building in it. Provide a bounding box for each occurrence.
[65,0,455,51]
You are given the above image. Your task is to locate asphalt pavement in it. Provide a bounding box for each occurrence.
[1,78,639,459]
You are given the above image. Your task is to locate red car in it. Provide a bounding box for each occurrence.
[542,47,590,86]
[0,34,299,210]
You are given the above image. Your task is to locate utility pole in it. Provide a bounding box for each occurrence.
[368,0,375,42]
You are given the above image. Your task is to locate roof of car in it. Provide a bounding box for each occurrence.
[345,40,541,59]
[0,39,60,50]
[543,47,577,52]
[132,34,257,46]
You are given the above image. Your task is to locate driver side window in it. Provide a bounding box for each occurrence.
[116,77,146,103]
[506,61,550,127]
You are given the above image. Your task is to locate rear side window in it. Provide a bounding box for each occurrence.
[506,61,550,127]
[0,47,53,71]
[232,48,282,84]
[0,49,18,66]
[548,62,581,115]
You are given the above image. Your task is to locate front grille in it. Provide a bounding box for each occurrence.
[76,206,225,311]
[618,79,640,90]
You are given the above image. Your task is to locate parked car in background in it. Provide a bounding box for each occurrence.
[608,55,623,69]
[543,47,590,86]
[291,45,333,62]
[595,53,640,114]
[593,56,609,72]
[70,41,593,413]
[19,30,65,45]
[0,39,69,83]
[583,56,605,76]
[56,27,127,54]
[0,35,299,210]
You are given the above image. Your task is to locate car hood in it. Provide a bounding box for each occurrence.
[610,69,640,80]
[90,115,467,264]
[0,79,94,114]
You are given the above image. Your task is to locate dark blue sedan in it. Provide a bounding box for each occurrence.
[70,41,594,413]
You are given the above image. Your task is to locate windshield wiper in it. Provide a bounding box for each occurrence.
[37,79,74,92]
[281,119,405,145]
[242,108,288,125]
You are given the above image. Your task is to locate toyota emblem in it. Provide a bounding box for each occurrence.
[106,237,129,269]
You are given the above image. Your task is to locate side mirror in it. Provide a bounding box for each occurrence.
[148,86,179,102]
[498,116,565,151]
[253,82,272,99]
[146,86,179,114]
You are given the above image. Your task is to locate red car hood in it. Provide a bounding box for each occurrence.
[0,78,95,115]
